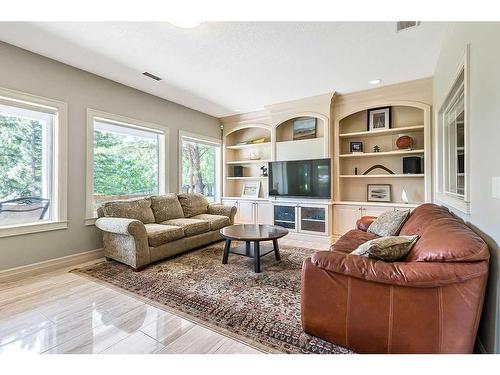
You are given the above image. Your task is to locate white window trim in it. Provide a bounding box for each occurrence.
[178,130,222,203]
[435,45,471,214]
[0,87,68,238]
[85,109,169,225]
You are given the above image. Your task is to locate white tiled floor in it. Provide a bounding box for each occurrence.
[0,238,329,354]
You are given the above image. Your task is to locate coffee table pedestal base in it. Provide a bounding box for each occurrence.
[222,240,281,273]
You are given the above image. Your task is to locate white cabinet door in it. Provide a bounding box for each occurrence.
[256,202,273,224]
[237,201,255,224]
[361,205,394,217]
[333,205,361,236]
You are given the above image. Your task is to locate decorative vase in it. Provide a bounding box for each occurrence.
[396,135,413,150]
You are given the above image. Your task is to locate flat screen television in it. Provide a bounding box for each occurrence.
[268,158,331,198]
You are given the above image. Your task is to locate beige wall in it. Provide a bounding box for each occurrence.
[0,41,220,271]
[433,22,500,353]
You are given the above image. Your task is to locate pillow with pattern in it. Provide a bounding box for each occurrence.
[350,235,419,262]
[367,209,410,237]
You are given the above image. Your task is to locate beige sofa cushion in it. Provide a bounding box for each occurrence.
[150,194,184,222]
[192,213,230,231]
[177,193,209,217]
[367,209,410,237]
[351,235,420,262]
[101,198,155,224]
[144,224,184,247]
[162,218,210,237]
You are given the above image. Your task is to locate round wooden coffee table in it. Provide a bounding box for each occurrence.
[219,224,289,273]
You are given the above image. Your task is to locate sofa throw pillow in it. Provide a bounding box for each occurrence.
[367,209,410,237]
[177,193,209,218]
[351,235,419,262]
[150,194,184,222]
[101,198,156,224]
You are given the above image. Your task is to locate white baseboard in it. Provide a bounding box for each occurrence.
[0,248,104,283]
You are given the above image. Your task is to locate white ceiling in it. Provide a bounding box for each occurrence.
[0,22,448,117]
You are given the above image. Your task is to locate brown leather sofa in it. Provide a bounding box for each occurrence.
[301,204,489,353]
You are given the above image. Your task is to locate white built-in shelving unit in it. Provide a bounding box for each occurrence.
[220,93,334,244]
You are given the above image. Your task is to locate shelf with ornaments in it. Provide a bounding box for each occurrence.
[335,104,430,205]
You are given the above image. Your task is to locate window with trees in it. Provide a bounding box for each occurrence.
[86,110,166,220]
[180,131,221,202]
[0,88,67,236]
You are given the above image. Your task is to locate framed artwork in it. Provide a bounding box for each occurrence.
[293,117,317,140]
[367,107,391,131]
[241,181,261,198]
[350,141,363,153]
[367,184,391,202]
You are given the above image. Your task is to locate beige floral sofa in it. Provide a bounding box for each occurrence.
[95,193,237,270]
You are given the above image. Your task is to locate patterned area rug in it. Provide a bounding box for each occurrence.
[72,242,352,354]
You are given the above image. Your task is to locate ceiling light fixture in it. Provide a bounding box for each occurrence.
[168,20,202,29]
[234,109,241,112]
[369,79,381,85]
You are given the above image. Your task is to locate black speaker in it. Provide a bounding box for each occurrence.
[402,156,422,174]
[233,165,244,177]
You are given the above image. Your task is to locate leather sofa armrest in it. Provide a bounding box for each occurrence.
[95,217,146,237]
[208,203,237,223]
[356,216,377,231]
[310,251,488,287]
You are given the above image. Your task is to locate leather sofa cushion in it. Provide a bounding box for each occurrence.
[150,194,184,222]
[330,229,379,254]
[144,223,184,247]
[400,204,490,262]
[101,198,155,224]
[177,193,209,217]
[162,218,210,237]
[192,213,230,230]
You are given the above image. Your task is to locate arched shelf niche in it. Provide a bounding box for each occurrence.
[223,124,272,198]
[334,101,431,204]
[274,113,329,161]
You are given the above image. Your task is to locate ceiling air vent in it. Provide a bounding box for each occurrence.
[396,21,421,32]
[142,72,162,81]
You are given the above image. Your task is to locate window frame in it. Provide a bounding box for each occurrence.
[0,87,68,238]
[435,45,470,214]
[85,109,168,225]
[178,130,222,203]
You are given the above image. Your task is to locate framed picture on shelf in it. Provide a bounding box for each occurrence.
[241,181,261,198]
[367,107,391,131]
[293,117,317,140]
[367,184,391,202]
[350,141,363,153]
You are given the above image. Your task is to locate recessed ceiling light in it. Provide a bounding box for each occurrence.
[234,109,241,112]
[369,79,381,85]
[168,20,202,29]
